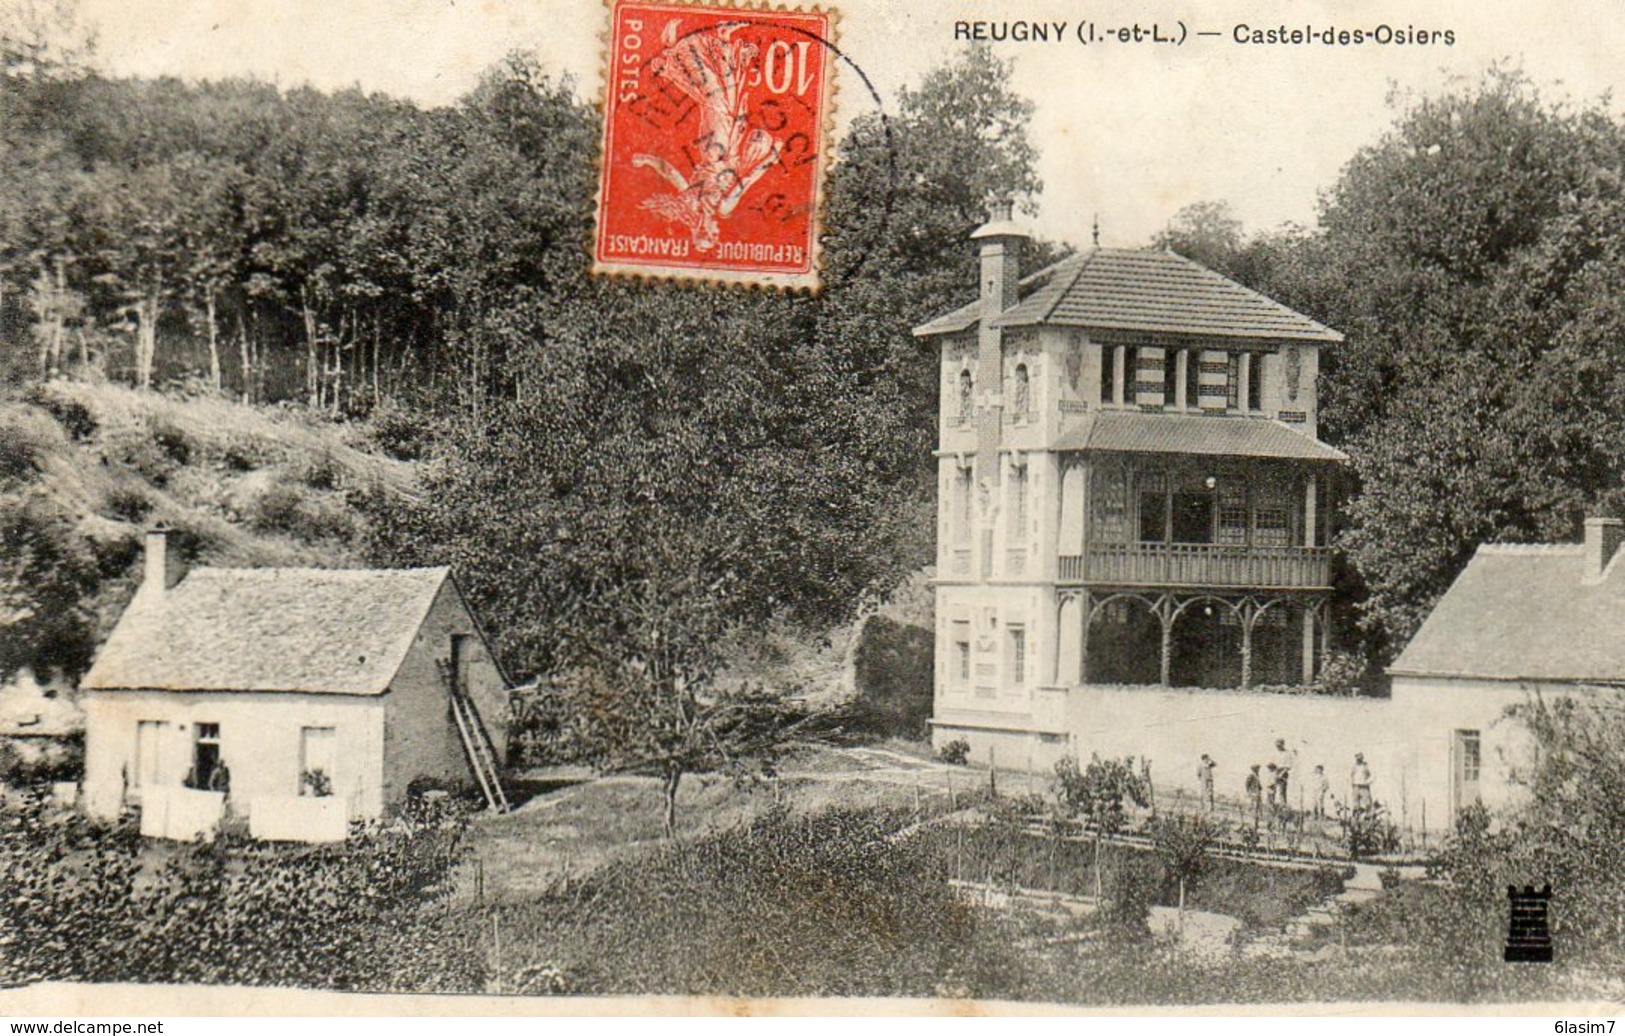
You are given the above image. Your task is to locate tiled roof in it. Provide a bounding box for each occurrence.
[1053,410,1347,462]
[1390,545,1625,683]
[81,567,451,695]
[913,249,1344,343]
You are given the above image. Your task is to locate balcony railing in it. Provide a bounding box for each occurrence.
[1059,542,1332,588]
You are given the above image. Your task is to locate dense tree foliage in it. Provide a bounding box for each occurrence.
[1157,72,1625,659]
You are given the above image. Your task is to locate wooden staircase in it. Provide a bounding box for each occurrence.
[450,687,510,813]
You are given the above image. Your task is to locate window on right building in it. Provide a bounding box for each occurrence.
[1248,353,1264,411]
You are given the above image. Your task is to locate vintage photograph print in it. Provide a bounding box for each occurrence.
[593,0,834,288]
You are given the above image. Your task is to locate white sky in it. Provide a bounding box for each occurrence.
[74,0,1625,249]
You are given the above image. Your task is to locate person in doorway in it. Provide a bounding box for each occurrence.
[1313,764,1330,819]
[1197,754,1217,812]
[1245,764,1263,830]
[207,758,231,795]
[1351,753,1373,813]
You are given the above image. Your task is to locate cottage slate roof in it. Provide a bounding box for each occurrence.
[80,567,451,695]
[1053,410,1347,463]
[1389,544,1625,683]
[912,248,1344,343]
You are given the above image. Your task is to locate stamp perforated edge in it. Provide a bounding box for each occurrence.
[589,0,841,293]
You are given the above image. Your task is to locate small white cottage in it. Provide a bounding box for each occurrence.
[1387,517,1625,818]
[80,529,510,830]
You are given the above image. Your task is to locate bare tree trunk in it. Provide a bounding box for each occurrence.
[135,288,159,391]
[237,309,251,404]
[372,313,381,407]
[302,286,319,408]
[662,768,682,839]
[206,290,220,394]
[49,260,66,375]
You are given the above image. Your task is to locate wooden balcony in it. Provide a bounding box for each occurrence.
[1059,542,1332,589]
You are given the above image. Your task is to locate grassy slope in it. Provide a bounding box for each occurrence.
[0,378,418,676]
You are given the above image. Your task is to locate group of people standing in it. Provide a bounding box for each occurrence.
[1194,741,1374,827]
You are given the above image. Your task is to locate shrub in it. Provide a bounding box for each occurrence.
[150,418,192,465]
[0,430,41,483]
[1095,852,1156,939]
[222,436,268,472]
[938,737,970,765]
[0,797,480,991]
[370,402,435,461]
[494,806,1022,998]
[24,385,97,441]
[102,484,152,523]
[252,483,307,534]
[1338,801,1401,858]
[301,449,341,490]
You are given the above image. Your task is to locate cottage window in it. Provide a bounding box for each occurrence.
[1099,345,1116,404]
[1226,353,1241,409]
[1124,346,1140,402]
[1185,350,1200,409]
[957,368,973,424]
[299,726,337,797]
[190,722,221,790]
[1459,731,1481,783]
[1248,353,1265,411]
[1162,350,1179,406]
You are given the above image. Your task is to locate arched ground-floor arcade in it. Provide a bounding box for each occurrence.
[1056,588,1330,690]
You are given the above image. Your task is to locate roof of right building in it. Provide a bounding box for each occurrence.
[913,247,1345,343]
[1390,531,1625,684]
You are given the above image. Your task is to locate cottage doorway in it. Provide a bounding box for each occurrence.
[191,722,221,788]
[1452,729,1482,814]
[134,719,168,787]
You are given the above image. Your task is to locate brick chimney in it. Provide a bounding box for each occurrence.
[1583,516,1624,584]
[966,200,1029,580]
[143,526,187,594]
[971,198,1025,319]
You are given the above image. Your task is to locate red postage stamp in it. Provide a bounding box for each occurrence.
[593,0,836,290]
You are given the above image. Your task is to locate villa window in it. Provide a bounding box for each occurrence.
[1248,353,1264,411]
[1008,464,1028,543]
[1138,471,1169,544]
[1099,345,1116,404]
[1185,350,1200,408]
[956,468,973,542]
[1094,467,1129,541]
[957,368,973,424]
[952,623,971,690]
[1217,484,1249,545]
[1012,363,1030,418]
[1007,626,1027,688]
[1226,353,1241,410]
[1162,350,1179,406]
[1254,506,1290,547]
